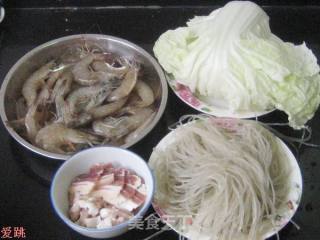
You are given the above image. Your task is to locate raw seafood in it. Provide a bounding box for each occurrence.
[89,97,128,119]
[72,53,116,86]
[107,65,139,102]
[35,123,99,154]
[9,43,157,154]
[22,60,56,106]
[133,80,154,107]
[92,107,154,140]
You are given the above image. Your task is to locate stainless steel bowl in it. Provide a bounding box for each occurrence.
[0,34,168,160]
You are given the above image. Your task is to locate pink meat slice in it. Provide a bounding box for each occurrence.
[121,184,136,199]
[89,165,104,177]
[89,163,113,177]
[126,174,142,188]
[73,173,99,183]
[97,173,115,186]
[91,185,122,203]
[120,183,146,208]
[132,191,146,205]
[114,168,126,186]
[69,181,96,202]
[111,206,133,225]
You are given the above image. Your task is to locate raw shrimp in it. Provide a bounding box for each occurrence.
[92,107,154,140]
[13,43,157,155]
[51,71,73,102]
[133,80,154,107]
[58,39,103,66]
[91,59,129,76]
[25,104,42,142]
[24,69,63,142]
[23,65,61,140]
[66,83,112,112]
[35,123,100,154]
[58,104,93,128]
[55,96,66,121]
[24,84,52,142]
[51,71,74,121]
[64,112,92,128]
[59,44,86,64]
[72,53,112,86]
[22,60,56,106]
[124,112,156,143]
[60,82,112,126]
[15,97,28,119]
[116,105,151,116]
[107,65,139,102]
[46,68,64,88]
[89,97,128,119]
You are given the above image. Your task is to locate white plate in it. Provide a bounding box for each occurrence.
[166,74,274,118]
[149,118,302,240]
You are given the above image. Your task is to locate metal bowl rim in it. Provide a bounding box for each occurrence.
[0,34,168,160]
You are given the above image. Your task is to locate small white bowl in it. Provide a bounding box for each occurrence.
[50,146,155,239]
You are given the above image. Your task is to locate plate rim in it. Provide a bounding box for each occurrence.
[166,74,275,119]
[149,118,303,240]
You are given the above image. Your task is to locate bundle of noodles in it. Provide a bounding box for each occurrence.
[149,116,291,240]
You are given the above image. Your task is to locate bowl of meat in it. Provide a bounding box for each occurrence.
[50,146,154,238]
[0,34,168,160]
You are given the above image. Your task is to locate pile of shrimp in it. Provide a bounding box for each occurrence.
[9,44,156,154]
